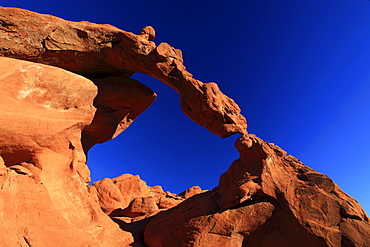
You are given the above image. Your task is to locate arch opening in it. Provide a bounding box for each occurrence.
[85,72,239,194]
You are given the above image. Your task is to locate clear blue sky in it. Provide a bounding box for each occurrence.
[2,1,369,214]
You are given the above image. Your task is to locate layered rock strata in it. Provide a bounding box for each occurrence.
[0,7,369,247]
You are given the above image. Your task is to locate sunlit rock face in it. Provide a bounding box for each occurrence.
[0,57,133,246]
[0,6,247,138]
[0,6,369,247]
[144,135,370,246]
[92,174,202,217]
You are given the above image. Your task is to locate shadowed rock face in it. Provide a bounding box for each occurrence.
[81,76,156,152]
[0,7,369,247]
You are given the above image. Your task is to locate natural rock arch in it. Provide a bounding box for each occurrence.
[0,7,369,247]
[0,7,247,151]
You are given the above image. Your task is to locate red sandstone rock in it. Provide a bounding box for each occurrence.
[112,174,151,208]
[178,186,205,199]
[93,174,184,217]
[121,196,159,217]
[82,76,156,152]
[0,7,369,247]
[148,185,184,209]
[144,135,370,246]
[148,185,166,203]
[139,26,156,41]
[157,196,182,210]
[0,57,133,246]
[93,178,125,215]
[0,6,247,138]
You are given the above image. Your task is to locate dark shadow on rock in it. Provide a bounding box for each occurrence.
[108,208,124,217]
[81,76,156,154]
[242,191,328,247]
[111,216,154,247]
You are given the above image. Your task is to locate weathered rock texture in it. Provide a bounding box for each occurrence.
[0,6,247,139]
[82,76,156,152]
[0,57,133,246]
[0,6,369,247]
[92,174,191,217]
[144,135,370,246]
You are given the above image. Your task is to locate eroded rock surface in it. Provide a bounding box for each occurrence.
[0,6,369,247]
[0,6,247,138]
[0,57,133,246]
[93,174,206,218]
[82,76,156,152]
[144,135,370,247]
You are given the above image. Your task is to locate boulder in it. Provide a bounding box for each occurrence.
[178,186,205,199]
[93,174,185,217]
[121,196,159,218]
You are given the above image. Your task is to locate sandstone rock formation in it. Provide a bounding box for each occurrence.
[0,6,247,139]
[92,174,189,217]
[81,76,156,152]
[0,57,134,246]
[0,6,369,247]
[144,135,370,246]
